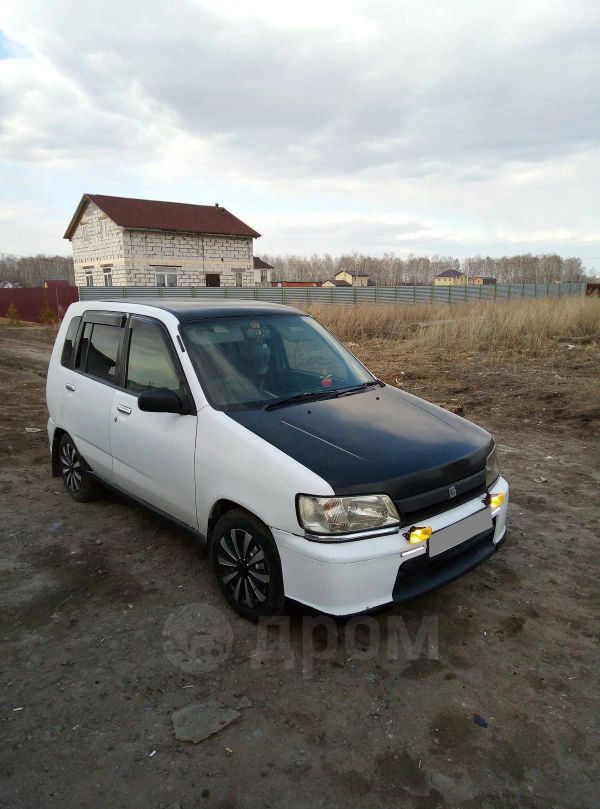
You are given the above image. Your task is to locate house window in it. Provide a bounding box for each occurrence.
[103,268,113,287]
[84,269,94,287]
[234,271,244,287]
[154,269,178,287]
[261,270,269,284]
[81,224,90,242]
[100,219,109,239]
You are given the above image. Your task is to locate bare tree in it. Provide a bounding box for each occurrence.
[260,252,591,285]
[0,254,74,287]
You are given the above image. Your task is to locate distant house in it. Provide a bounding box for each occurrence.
[322,279,352,288]
[64,193,261,288]
[433,269,466,286]
[44,279,71,289]
[471,276,496,285]
[0,281,22,289]
[334,269,370,287]
[253,257,273,286]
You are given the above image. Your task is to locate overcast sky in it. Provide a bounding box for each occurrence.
[1,0,599,272]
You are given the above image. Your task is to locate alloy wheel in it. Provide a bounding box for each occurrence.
[60,441,82,494]
[216,528,271,609]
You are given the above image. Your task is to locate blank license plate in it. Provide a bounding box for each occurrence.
[429,508,493,557]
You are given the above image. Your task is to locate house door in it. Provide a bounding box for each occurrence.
[205,274,220,287]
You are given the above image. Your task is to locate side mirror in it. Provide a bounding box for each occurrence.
[138,388,186,414]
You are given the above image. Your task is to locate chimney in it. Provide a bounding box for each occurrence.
[215,203,219,207]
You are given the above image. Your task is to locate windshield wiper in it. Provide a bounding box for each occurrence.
[264,380,382,411]
[264,390,340,411]
[335,380,382,397]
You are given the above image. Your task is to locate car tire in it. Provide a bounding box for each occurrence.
[58,432,98,503]
[210,509,286,620]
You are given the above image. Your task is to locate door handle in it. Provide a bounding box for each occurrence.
[66,383,76,392]
[117,404,132,415]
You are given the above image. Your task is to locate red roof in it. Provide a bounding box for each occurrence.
[64,194,260,240]
[271,280,321,287]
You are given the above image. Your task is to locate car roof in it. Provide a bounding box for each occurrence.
[79,299,302,322]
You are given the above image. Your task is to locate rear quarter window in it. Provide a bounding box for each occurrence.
[60,316,81,367]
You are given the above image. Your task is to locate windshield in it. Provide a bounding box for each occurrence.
[181,313,375,410]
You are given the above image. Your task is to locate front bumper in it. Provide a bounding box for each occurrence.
[272,476,509,615]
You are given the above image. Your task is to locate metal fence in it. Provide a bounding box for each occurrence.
[1,286,79,322]
[79,281,586,306]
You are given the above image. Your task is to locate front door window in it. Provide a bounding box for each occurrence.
[126,319,182,394]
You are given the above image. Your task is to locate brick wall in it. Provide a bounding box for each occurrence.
[70,202,255,287]
[72,202,127,286]
[124,230,254,286]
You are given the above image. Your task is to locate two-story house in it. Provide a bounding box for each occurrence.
[322,269,370,287]
[64,194,261,288]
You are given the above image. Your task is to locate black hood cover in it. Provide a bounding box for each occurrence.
[228,385,492,514]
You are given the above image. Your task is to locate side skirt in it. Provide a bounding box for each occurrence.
[87,472,207,545]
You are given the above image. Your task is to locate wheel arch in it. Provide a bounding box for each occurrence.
[51,427,67,477]
[207,499,271,544]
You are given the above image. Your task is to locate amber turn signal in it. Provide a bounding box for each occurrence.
[487,492,505,509]
[409,526,432,544]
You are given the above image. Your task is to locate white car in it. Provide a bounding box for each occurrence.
[46,300,509,619]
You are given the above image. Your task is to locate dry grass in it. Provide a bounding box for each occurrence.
[307,296,600,353]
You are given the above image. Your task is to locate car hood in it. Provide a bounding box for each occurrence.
[227,385,492,512]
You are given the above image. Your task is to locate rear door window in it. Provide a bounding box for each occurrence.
[76,322,122,382]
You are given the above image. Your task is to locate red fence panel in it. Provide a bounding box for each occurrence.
[0,287,79,323]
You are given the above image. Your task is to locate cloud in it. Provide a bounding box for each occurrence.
[0,1,599,270]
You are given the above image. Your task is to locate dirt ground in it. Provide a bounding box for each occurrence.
[1,322,599,809]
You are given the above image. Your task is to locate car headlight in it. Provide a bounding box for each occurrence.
[297,494,400,538]
[486,444,501,489]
